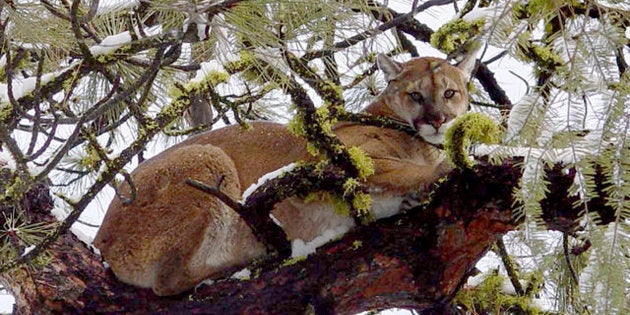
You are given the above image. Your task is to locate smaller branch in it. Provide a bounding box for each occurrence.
[474,63,513,110]
[127,47,166,126]
[115,172,137,206]
[186,177,243,215]
[615,47,627,77]
[470,100,510,110]
[79,0,99,24]
[70,0,96,64]
[4,45,24,120]
[508,70,531,96]
[25,55,47,158]
[186,177,290,256]
[496,237,524,296]
[302,0,452,62]
[396,29,419,57]
[33,115,87,182]
[562,232,580,285]
[483,50,508,65]
[337,111,417,136]
[25,119,59,163]
[342,62,378,90]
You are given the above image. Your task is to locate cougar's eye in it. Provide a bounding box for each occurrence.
[443,89,456,99]
[409,92,423,103]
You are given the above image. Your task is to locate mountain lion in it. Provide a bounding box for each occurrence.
[94,52,477,296]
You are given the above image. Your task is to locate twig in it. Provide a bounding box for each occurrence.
[185,177,290,256]
[185,177,243,215]
[563,232,580,285]
[496,237,524,296]
[111,171,137,206]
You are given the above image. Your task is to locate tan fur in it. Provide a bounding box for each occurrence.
[94,53,476,296]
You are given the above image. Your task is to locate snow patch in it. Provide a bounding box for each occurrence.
[241,163,297,201]
[370,195,404,220]
[0,73,56,103]
[460,6,502,22]
[269,213,283,228]
[96,0,140,16]
[72,225,100,254]
[21,245,36,257]
[88,26,162,57]
[0,149,17,170]
[230,268,251,280]
[89,32,133,56]
[191,61,225,83]
[291,224,352,258]
[0,293,15,314]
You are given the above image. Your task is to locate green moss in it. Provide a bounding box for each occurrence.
[94,44,131,63]
[303,192,321,204]
[282,255,306,267]
[225,51,260,82]
[348,146,375,179]
[352,192,373,223]
[444,112,503,169]
[2,174,23,201]
[78,146,101,170]
[454,273,543,314]
[342,178,360,197]
[206,70,230,86]
[303,192,351,217]
[531,45,564,67]
[319,81,343,104]
[305,142,320,157]
[287,114,307,137]
[0,103,13,121]
[610,74,630,93]
[330,193,351,217]
[315,106,334,136]
[185,70,229,93]
[430,18,485,54]
[1,172,32,203]
[526,0,578,16]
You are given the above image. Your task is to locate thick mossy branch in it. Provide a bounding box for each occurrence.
[282,55,376,224]
[242,162,360,255]
[1,154,621,314]
[337,111,418,136]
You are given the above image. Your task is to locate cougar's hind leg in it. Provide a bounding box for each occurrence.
[148,144,243,296]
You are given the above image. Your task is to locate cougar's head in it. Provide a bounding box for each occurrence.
[376,53,477,144]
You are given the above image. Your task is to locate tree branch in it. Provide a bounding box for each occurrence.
[1,156,618,313]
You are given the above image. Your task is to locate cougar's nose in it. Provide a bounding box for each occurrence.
[426,112,448,130]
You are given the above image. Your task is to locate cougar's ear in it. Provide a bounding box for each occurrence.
[377,53,403,82]
[454,43,481,82]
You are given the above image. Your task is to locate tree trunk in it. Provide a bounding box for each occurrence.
[0,158,614,314]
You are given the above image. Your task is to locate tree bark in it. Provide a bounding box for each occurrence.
[0,158,614,314]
